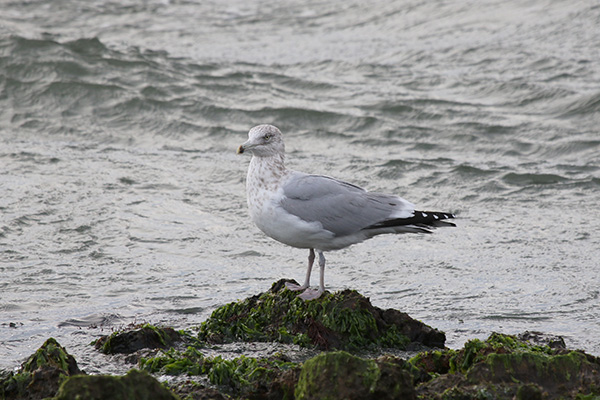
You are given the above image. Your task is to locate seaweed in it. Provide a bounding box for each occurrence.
[197,279,442,351]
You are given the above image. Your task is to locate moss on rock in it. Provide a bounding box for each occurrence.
[148,331,596,400]
[0,338,82,400]
[22,338,82,375]
[94,323,184,354]
[409,349,455,383]
[416,333,600,400]
[53,369,178,400]
[197,279,445,351]
[139,348,299,399]
[4,285,600,400]
[468,351,598,392]
[295,351,415,400]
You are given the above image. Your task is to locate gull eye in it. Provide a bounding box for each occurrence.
[263,134,271,141]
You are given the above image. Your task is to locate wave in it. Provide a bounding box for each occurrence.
[1,35,387,145]
[501,172,569,186]
[558,91,600,118]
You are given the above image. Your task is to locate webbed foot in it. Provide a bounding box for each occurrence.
[297,288,324,301]
[285,282,308,292]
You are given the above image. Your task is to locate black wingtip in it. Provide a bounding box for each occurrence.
[364,210,456,230]
[414,210,457,227]
[422,210,457,227]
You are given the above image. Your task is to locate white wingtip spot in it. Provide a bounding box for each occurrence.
[433,214,439,219]
[422,212,428,217]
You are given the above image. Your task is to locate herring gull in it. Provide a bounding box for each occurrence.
[237,124,456,300]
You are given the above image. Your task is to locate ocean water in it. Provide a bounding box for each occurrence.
[1,0,599,372]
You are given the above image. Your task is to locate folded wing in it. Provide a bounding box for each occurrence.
[280,172,419,237]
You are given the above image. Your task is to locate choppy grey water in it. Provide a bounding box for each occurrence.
[1,0,599,372]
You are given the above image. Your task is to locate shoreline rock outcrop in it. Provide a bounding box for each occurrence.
[2,281,599,400]
[197,279,445,351]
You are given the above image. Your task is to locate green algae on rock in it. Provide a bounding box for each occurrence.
[140,348,299,399]
[407,349,454,380]
[414,332,600,400]
[138,343,421,399]
[295,351,415,400]
[104,331,600,399]
[3,330,600,400]
[197,279,445,351]
[54,369,178,400]
[448,332,557,375]
[93,323,185,355]
[23,338,82,375]
[0,338,83,400]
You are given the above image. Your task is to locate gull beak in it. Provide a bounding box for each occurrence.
[237,138,253,154]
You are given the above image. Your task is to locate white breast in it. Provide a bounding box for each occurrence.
[246,158,333,249]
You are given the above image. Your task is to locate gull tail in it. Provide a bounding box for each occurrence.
[364,211,456,233]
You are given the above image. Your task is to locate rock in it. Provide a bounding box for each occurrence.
[169,380,229,400]
[517,330,566,350]
[94,324,182,354]
[26,365,68,399]
[266,367,301,400]
[140,347,300,400]
[197,278,445,350]
[23,337,82,375]
[516,383,543,400]
[4,284,600,400]
[415,332,600,400]
[53,369,178,400]
[408,349,452,378]
[295,351,415,400]
[0,338,83,400]
[467,351,599,394]
[379,308,446,349]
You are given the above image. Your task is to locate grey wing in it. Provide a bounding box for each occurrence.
[280,172,415,237]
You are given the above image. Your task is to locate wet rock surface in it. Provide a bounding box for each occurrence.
[0,338,83,400]
[295,351,415,400]
[198,279,445,350]
[94,324,184,354]
[414,332,600,400]
[2,283,599,400]
[54,369,178,400]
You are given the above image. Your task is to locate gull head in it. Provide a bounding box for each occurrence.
[237,124,285,157]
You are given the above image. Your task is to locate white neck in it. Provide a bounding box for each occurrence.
[245,153,288,223]
[247,153,286,189]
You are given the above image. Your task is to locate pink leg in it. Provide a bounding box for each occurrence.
[286,249,315,292]
[298,251,326,300]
